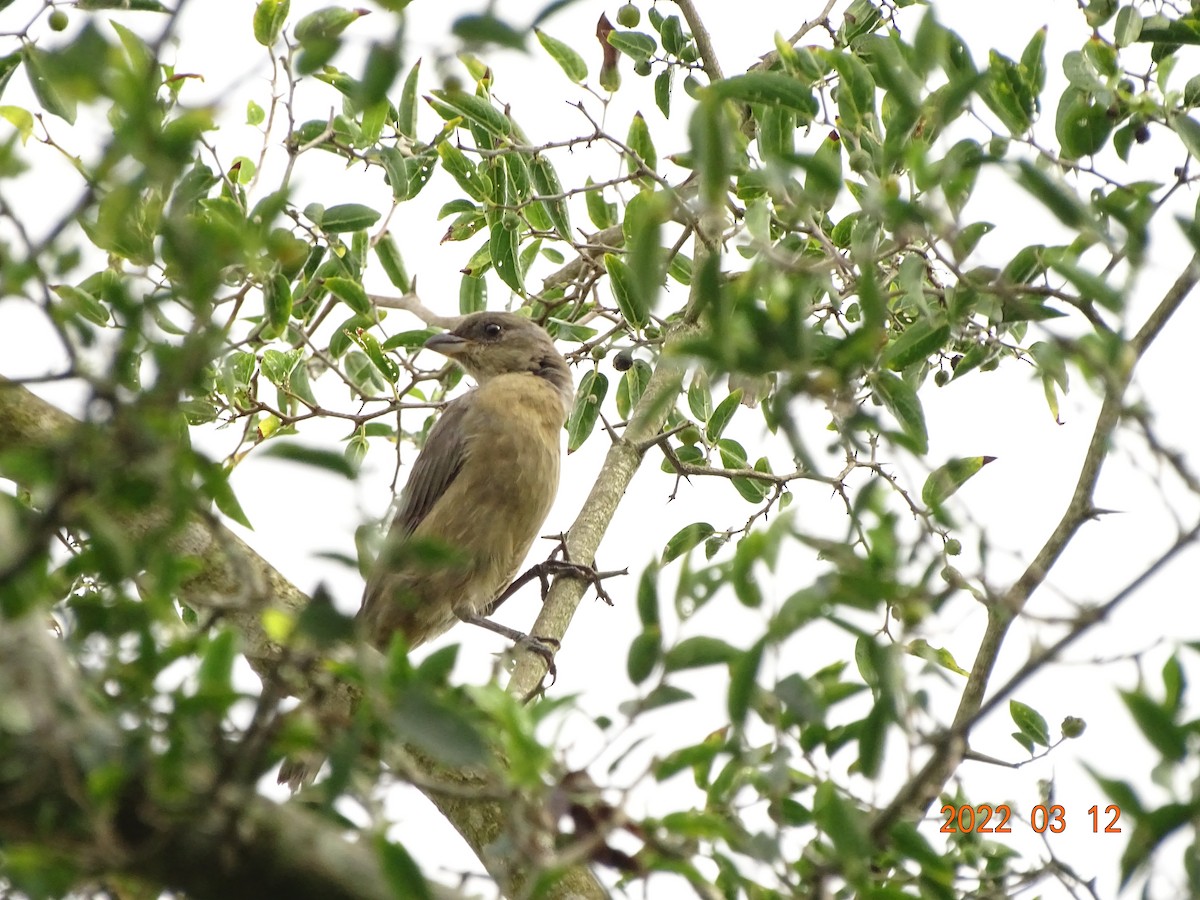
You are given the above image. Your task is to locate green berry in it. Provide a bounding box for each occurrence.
[48,9,69,30]
[616,3,640,28]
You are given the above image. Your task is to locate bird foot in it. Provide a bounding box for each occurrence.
[459,613,559,680]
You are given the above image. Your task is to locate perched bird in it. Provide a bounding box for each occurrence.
[278,311,573,788]
[358,310,574,649]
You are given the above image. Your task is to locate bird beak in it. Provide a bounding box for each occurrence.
[425,332,469,357]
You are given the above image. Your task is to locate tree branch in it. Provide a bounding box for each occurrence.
[0,377,606,900]
[870,253,1200,837]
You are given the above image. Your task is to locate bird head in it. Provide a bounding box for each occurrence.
[425,311,573,406]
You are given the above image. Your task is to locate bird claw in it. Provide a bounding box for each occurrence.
[517,633,560,683]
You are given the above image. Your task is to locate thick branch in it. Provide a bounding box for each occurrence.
[0,377,605,900]
[0,617,455,900]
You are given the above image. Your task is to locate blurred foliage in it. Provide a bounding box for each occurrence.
[1,0,1199,897]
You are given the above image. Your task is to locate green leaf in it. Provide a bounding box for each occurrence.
[636,563,660,627]
[253,0,290,46]
[397,58,421,138]
[708,71,818,118]
[349,328,400,382]
[1114,7,1143,46]
[883,318,950,371]
[202,463,253,529]
[1056,88,1114,159]
[375,837,433,900]
[566,371,608,453]
[921,456,995,507]
[428,89,512,137]
[616,359,652,418]
[727,638,764,727]
[535,28,587,82]
[261,272,293,338]
[607,30,657,62]
[23,45,76,124]
[627,629,661,685]
[436,142,490,201]
[323,275,371,315]
[604,253,648,329]
[374,233,411,292]
[828,51,876,135]
[1009,699,1050,747]
[664,636,740,672]
[197,629,238,697]
[869,371,928,454]
[51,284,109,326]
[458,273,486,314]
[260,443,357,477]
[654,68,672,117]
[489,215,523,293]
[1173,113,1200,160]
[662,523,715,564]
[706,389,741,442]
[584,177,615,228]
[626,111,657,172]
[530,156,571,240]
[1121,690,1187,760]
[294,6,365,42]
[316,203,380,232]
[1015,160,1090,230]
[981,49,1035,134]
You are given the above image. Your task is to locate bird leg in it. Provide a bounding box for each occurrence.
[459,612,561,679]
[485,557,627,616]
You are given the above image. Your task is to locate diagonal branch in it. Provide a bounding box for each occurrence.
[870,253,1200,838]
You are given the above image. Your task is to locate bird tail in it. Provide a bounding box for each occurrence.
[278,752,323,792]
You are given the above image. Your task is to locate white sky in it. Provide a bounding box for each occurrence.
[2,1,1199,897]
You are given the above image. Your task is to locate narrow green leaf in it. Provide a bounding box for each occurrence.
[921,456,995,507]
[52,284,109,325]
[437,142,490,201]
[869,371,928,454]
[261,272,293,338]
[428,89,511,137]
[260,442,357,477]
[706,389,741,442]
[727,638,764,727]
[23,45,76,124]
[317,203,380,232]
[607,30,657,62]
[626,111,657,172]
[458,273,486,314]
[616,358,652,418]
[535,28,587,82]
[708,71,818,118]
[323,276,371,315]
[397,58,421,138]
[883,318,950,371]
[375,838,433,900]
[636,563,660,627]
[627,629,662,685]
[604,252,648,329]
[566,371,608,452]
[374,233,411,292]
[662,523,715,564]
[664,636,740,672]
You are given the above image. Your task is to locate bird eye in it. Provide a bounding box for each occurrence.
[483,322,503,338]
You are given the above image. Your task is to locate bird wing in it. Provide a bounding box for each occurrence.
[392,394,472,538]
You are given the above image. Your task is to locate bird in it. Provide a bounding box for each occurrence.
[278,310,574,789]
[359,310,574,649]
